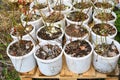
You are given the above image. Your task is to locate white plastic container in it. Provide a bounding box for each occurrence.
[52,0,72,4]
[50,1,73,14]
[65,24,90,42]
[93,38,120,73]
[75,0,92,2]
[7,39,36,73]
[91,23,117,44]
[94,0,114,12]
[93,10,117,24]
[10,25,37,43]
[21,10,43,31]
[65,10,90,25]
[36,25,64,45]
[34,41,63,76]
[73,1,93,20]
[30,0,49,14]
[42,12,65,29]
[63,40,93,74]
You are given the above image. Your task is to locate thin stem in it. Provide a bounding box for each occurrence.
[47,0,51,12]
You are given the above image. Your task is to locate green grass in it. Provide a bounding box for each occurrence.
[2,67,20,80]
[114,7,120,42]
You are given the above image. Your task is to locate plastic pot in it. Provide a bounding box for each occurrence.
[36,25,64,45]
[34,41,63,76]
[63,40,93,74]
[93,38,120,73]
[91,23,117,44]
[65,24,90,42]
[93,10,117,24]
[7,39,36,72]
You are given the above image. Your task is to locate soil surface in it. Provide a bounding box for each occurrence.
[94,41,119,57]
[65,40,92,57]
[92,23,116,36]
[38,26,62,40]
[65,24,88,37]
[67,11,88,22]
[45,12,64,23]
[73,2,92,9]
[9,40,33,56]
[95,2,112,9]
[95,12,115,21]
[53,4,69,11]
[36,44,61,60]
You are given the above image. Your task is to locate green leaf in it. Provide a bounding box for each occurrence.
[115,11,120,32]
[115,32,120,43]
[118,60,120,64]
[0,43,4,47]
[0,43,5,50]
[0,53,3,59]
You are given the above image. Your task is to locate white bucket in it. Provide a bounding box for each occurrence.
[34,41,63,76]
[94,0,114,12]
[91,23,117,44]
[65,10,90,25]
[21,10,43,31]
[52,0,72,4]
[73,1,93,21]
[65,24,90,42]
[93,10,117,24]
[42,12,65,29]
[30,0,49,14]
[10,25,37,43]
[36,25,64,46]
[93,38,120,73]
[63,40,93,74]
[7,39,36,73]
[49,1,73,14]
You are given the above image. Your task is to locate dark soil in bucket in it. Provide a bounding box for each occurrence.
[9,40,34,56]
[11,24,33,37]
[45,12,64,23]
[67,11,88,22]
[52,4,69,11]
[92,23,116,36]
[65,24,88,37]
[73,2,92,9]
[95,12,115,21]
[33,3,47,9]
[95,2,112,9]
[94,41,119,57]
[36,44,61,60]
[37,26,62,40]
[23,13,41,21]
[65,40,92,57]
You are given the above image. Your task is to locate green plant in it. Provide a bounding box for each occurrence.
[115,9,120,32]
[114,8,120,42]
[1,65,20,80]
